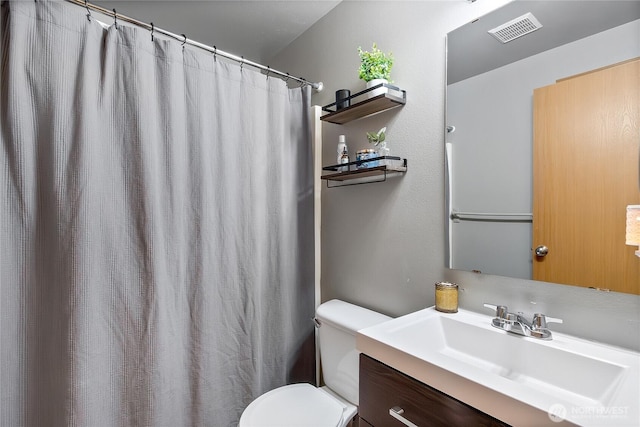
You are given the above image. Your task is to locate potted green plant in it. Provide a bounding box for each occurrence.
[358,43,393,98]
[366,127,386,146]
[367,127,390,158]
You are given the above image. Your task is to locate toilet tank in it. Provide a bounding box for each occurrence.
[316,300,391,406]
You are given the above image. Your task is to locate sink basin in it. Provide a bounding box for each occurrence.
[389,312,624,406]
[357,307,640,426]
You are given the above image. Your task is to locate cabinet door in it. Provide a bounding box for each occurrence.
[359,354,509,427]
[356,416,374,427]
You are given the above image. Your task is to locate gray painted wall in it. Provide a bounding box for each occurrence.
[448,19,640,279]
[271,1,640,352]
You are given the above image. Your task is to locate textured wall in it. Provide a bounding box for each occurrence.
[271,1,640,351]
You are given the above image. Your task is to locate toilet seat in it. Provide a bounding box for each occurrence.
[239,383,351,427]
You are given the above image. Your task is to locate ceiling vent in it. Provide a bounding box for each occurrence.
[488,12,543,43]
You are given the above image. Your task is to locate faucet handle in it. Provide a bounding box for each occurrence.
[532,313,563,329]
[484,303,508,319]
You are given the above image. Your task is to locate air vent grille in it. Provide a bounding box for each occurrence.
[488,12,542,43]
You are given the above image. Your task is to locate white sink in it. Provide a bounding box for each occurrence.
[357,307,640,427]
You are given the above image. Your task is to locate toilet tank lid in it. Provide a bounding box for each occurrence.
[316,300,391,334]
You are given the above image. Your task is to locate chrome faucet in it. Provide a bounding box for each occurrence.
[483,304,563,340]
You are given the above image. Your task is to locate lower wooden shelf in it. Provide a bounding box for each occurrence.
[321,157,407,188]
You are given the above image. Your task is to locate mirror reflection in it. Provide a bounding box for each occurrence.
[446,1,640,294]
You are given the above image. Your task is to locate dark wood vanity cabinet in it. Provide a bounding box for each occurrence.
[358,354,510,427]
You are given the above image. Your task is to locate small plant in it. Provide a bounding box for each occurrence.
[358,43,393,82]
[366,127,387,146]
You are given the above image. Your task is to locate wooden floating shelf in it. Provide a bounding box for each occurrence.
[321,85,406,125]
[321,157,407,187]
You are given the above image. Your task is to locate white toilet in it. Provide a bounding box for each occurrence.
[239,299,391,427]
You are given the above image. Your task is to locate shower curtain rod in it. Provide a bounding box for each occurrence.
[65,0,324,92]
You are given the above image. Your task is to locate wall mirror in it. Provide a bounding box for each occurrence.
[445,1,640,294]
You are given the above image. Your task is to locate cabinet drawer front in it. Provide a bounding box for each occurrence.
[359,354,509,427]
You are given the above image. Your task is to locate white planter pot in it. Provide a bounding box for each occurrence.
[366,78,388,98]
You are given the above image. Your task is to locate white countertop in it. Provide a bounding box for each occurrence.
[357,307,640,427]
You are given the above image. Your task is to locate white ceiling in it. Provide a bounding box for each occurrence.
[96,0,341,63]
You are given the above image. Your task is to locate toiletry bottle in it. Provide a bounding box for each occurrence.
[339,147,350,172]
[338,135,349,172]
[337,135,347,164]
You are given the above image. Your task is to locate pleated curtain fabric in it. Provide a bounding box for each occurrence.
[0,1,315,426]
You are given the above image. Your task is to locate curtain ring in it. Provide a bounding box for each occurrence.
[285,73,290,83]
[112,9,118,29]
[181,34,187,49]
[266,66,270,80]
[240,56,244,72]
[213,46,217,62]
[85,0,91,21]
[150,22,154,42]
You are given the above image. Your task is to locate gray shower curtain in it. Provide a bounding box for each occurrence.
[1,1,315,426]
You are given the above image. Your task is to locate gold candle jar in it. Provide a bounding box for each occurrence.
[435,282,458,313]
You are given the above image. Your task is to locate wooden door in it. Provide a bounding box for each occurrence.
[533,59,640,294]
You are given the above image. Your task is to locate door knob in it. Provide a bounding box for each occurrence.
[535,245,549,257]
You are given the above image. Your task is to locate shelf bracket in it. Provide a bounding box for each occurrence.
[326,170,392,188]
